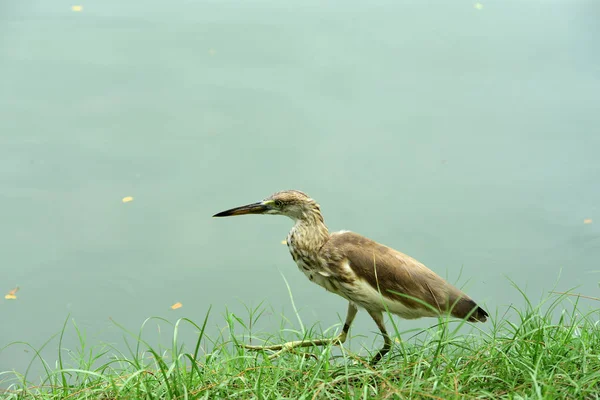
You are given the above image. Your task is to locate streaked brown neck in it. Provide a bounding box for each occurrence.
[288,204,330,254]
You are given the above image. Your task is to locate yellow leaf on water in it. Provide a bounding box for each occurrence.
[474,2,483,10]
[72,5,83,12]
[171,302,182,310]
[584,219,593,224]
[5,287,19,300]
[122,196,134,203]
[281,240,287,245]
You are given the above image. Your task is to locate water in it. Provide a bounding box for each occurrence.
[1,0,599,377]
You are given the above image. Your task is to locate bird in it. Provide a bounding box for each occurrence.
[213,190,488,364]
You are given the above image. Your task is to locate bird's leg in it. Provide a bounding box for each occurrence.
[367,310,392,365]
[243,302,359,360]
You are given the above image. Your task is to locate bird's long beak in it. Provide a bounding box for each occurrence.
[213,201,270,217]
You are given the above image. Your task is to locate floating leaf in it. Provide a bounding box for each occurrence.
[281,240,287,245]
[5,287,19,300]
[584,219,593,224]
[72,5,83,12]
[122,196,134,203]
[171,302,182,310]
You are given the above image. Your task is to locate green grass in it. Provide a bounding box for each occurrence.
[2,288,600,399]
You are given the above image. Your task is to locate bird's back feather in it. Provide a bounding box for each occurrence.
[320,231,487,322]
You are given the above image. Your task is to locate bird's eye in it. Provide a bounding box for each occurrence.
[274,200,284,207]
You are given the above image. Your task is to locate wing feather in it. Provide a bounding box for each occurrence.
[321,231,487,322]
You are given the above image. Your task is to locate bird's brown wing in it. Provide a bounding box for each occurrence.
[322,231,487,322]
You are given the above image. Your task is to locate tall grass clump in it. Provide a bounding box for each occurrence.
[1,287,599,399]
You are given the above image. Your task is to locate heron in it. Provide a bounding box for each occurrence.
[213,190,488,364]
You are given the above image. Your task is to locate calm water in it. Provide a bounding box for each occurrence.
[1,0,599,377]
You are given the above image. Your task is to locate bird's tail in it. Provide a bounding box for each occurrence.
[452,297,489,323]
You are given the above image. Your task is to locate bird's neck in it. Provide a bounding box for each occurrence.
[288,211,330,254]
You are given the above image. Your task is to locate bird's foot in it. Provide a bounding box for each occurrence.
[241,333,346,360]
[368,342,392,365]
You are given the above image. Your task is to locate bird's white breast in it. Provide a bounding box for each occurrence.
[293,254,338,292]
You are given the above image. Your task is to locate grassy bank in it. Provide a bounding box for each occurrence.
[2,289,599,399]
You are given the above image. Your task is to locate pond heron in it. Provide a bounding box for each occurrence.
[213,190,488,364]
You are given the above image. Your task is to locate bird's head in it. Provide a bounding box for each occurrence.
[213,190,318,221]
